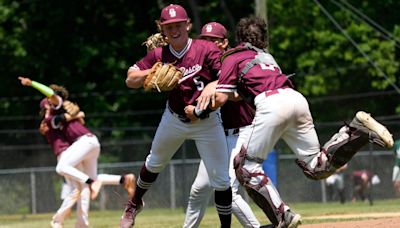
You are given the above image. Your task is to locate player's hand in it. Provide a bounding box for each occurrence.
[18,76,32,86]
[184,105,199,122]
[39,120,49,135]
[196,81,217,110]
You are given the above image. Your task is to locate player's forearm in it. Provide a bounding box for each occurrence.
[31,80,55,97]
[214,92,229,108]
[126,68,151,88]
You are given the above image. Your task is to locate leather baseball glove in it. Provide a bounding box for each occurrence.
[63,100,80,117]
[142,33,167,51]
[143,62,183,92]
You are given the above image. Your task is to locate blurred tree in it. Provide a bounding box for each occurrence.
[0,0,399,166]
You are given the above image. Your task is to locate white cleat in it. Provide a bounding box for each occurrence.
[50,220,63,228]
[355,111,394,148]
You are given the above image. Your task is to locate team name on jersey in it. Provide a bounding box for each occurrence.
[179,64,202,83]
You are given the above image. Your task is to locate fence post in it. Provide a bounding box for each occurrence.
[170,164,176,209]
[30,170,37,214]
[320,180,327,203]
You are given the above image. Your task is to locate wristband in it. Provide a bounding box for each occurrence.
[193,107,212,119]
[193,107,204,118]
[31,81,54,97]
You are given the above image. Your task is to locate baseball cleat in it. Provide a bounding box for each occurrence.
[123,174,136,199]
[282,210,302,228]
[90,180,102,200]
[352,111,394,148]
[50,220,63,228]
[120,200,144,228]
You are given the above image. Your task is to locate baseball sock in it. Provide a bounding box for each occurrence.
[215,187,232,228]
[133,165,158,205]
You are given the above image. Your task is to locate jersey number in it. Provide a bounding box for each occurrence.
[259,63,276,71]
[193,76,204,91]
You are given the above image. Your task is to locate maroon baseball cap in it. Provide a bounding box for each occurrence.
[159,4,188,25]
[200,22,227,39]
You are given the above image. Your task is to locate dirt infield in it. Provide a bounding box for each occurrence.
[302,212,400,228]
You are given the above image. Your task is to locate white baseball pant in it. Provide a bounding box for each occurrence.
[183,130,261,228]
[145,107,230,191]
[56,134,100,183]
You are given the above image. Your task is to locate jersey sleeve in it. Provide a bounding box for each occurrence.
[216,55,238,93]
[204,44,222,80]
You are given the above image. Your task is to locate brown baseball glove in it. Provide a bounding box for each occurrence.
[143,62,183,92]
[142,33,167,52]
[63,100,80,117]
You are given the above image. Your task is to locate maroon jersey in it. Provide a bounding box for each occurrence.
[60,120,91,144]
[216,43,293,104]
[133,38,222,116]
[45,112,91,144]
[47,97,91,143]
[221,100,254,129]
[42,119,70,157]
[353,170,373,180]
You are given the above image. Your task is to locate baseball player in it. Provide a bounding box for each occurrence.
[351,169,375,205]
[393,139,400,197]
[183,22,264,228]
[38,99,136,228]
[325,164,347,204]
[208,16,393,227]
[120,4,232,228]
[20,77,136,227]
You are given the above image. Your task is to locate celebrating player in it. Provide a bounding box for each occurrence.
[39,99,136,227]
[120,4,232,228]
[208,16,393,227]
[183,22,264,228]
[20,77,137,227]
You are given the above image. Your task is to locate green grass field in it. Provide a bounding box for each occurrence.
[1,199,400,228]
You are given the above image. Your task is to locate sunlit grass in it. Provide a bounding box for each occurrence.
[1,199,400,227]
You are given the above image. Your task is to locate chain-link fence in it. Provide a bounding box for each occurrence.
[0,149,395,215]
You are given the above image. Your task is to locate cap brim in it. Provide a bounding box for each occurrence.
[199,34,224,39]
[160,19,187,25]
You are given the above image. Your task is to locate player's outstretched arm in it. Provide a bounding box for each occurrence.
[18,76,61,106]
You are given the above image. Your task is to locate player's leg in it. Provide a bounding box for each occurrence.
[183,160,213,228]
[75,183,91,228]
[51,178,81,227]
[234,147,301,228]
[120,109,185,227]
[234,89,302,227]
[56,135,102,198]
[228,134,261,228]
[97,173,136,198]
[194,111,232,228]
[280,89,392,180]
[81,138,101,200]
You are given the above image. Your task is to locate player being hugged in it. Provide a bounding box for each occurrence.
[211,16,393,228]
[121,4,232,228]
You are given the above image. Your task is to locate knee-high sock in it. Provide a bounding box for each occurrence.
[133,164,158,204]
[215,187,232,228]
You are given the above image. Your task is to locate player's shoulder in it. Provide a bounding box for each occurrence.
[222,46,255,63]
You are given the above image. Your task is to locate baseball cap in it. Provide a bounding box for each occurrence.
[200,22,227,39]
[159,4,188,25]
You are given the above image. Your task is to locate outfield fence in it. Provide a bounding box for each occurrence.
[0,149,396,215]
